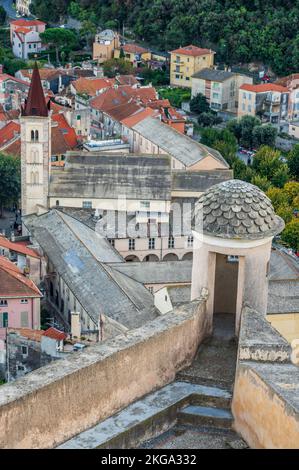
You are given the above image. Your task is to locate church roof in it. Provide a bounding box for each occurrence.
[194,179,284,240]
[22,64,49,117]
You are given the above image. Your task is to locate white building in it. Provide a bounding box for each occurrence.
[12,28,43,60]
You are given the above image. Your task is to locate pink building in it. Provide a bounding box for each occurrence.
[0,256,42,350]
[10,19,46,44]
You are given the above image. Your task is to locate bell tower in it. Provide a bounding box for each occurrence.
[20,63,51,216]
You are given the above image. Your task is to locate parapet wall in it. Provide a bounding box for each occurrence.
[0,298,208,449]
[232,305,299,448]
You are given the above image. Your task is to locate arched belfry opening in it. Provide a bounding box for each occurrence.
[191,180,284,338]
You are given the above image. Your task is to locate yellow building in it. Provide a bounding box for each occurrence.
[93,29,120,64]
[170,45,215,88]
[114,44,150,67]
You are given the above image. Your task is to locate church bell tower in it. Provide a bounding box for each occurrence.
[20,63,51,216]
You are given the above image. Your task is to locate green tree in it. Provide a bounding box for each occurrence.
[252,146,282,182]
[281,219,299,251]
[0,6,7,25]
[251,175,272,192]
[40,28,78,64]
[190,93,210,114]
[103,58,133,78]
[0,153,21,217]
[198,112,222,127]
[80,20,97,50]
[252,124,277,148]
[288,145,299,180]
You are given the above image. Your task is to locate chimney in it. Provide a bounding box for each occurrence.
[71,312,81,339]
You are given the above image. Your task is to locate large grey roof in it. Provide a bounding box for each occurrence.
[172,169,233,193]
[194,179,284,240]
[109,261,192,284]
[192,68,235,82]
[23,210,158,329]
[49,153,171,201]
[132,117,229,168]
[267,280,299,314]
[269,249,299,281]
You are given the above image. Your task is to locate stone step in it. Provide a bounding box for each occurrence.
[189,391,231,410]
[176,373,233,392]
[178,405,233,429]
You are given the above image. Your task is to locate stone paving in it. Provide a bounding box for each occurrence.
[177,313,238,390]
[141,425,246,449]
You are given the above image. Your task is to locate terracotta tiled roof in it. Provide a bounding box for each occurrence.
[148,99,171,109]
[90,85,158,112]
[0,72,29,87]
[43,327,67,341]
[240,83,289,93]
[8,328,45,342]
[51,126,71,156]
[0,256,42,297]
[170,45,215,56]
[0,109,20,121]
[11,19,46,26]
[121,107,156,127]
[2,138,21,157]
[116,75,139,86]
[52,113,78,148]
[0,122,20,147]
[275,74,299,88]
[19,68,62,81]
[121,44,149,54]
[106,101,142,121]
[131,87,157,103]
[22,63,49,117]
[15,27,31,35]
[72,77,115,96]
[0,235,40,259]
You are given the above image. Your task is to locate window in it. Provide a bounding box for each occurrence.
[227,255,239,263]
[82,201,92,209]
[77,115,81,120]
[149,238,155,250]
[140,201,150,210]
[21,345,28,356]
[168,236,174,249]
[35,130,39,141]
[108,239,115,247]
[20,299,28,304]
[187,235,193,247]
[0,312,8,328]
[248,105,252,112]
[0,300,8,306]
[175,74,180,79]
[186,77,190,81]
[21,311,28,328]
[56,200,59,206]
[29,44,32,49]
[128,239,135,250]
[17,365,25,371]
[31,148,38,163]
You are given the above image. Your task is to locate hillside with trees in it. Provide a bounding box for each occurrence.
[31,0,299,75]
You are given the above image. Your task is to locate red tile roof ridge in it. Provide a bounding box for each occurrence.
[0,255,42,297]
[0,235,41,258]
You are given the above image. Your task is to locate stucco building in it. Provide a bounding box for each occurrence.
[191,68,252,114]
[238,83,289,123]
[93,30,120,64]
[170,45,215,88]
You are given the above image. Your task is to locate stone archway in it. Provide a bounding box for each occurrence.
[182,252,193,261]
[125,255,140,262]
[163,253,179,261]
[143,254,160,262]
